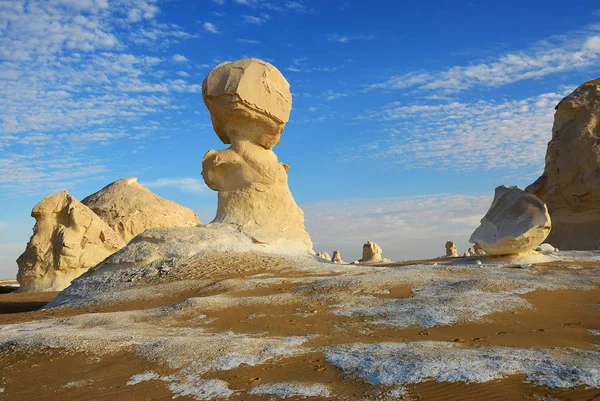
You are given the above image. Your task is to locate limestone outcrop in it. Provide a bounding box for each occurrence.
[331,250,344,264]
[201,58,312,248]
[445,240,458,257]
[82,178,200,242]
[356,241,390,263]
[469,186,551,256]
[316,252,331,261]
[16,192,125,292]
[526,78,600,250]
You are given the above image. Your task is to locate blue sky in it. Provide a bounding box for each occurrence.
[1,0,599,277]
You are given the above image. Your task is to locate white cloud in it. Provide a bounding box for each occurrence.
[351,89,572,173]
[213,0,226,4]
[0,0,200,195]
[172,53,189,62]
[303,193,492,262]
[242,14,268,24]
[322,90,350,101]
[367,31,600,93]
[143,177,208,194]
[237,38,261,44]
[328,33,375,43]
[177,71,190,77]
[203,22,220,34]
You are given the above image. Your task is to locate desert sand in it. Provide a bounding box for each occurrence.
[1,252,599,400]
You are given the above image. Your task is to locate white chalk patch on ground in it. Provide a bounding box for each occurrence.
[127,372,160,386]
[62,379,90,388]
[248,382,331,398]
[324,342,600,390]
[0,307,309,400]
[590,329,600,336]
[165,376,234,400]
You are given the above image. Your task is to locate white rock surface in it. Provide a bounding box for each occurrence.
[527,78,600,250]
[201,58,312,249]
[445,240,458,257]
[316,252,331,261]
[82,178,200,242]
[17,192,125,292]
[356,240,390,263]
[536,243,559,253]
[470,186,551,256]
[331,250,344,264]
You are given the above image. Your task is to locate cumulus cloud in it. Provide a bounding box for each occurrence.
[303,193,491,261]
[366,31,600,93]
[172,53,189,62]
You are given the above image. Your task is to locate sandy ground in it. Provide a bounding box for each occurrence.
[0,255,599,400]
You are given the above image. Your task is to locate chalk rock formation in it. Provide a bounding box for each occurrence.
[82,178,200,242]
[536,243,559,253]
[16,192,125,292]
[356,241,390,263]
[445,240,458,257]
[474,243,486,256]
[316,252,331,261]
[201,58,312,248]
[526,78,600,250]
[331,250,344,264]
[469,186,551,256]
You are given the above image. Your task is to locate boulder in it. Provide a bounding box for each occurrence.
[16,192,125,292]
[445,240,458,257]
[331,250,344,264]
[201,58,312,248]
[536,243,559,253]
[469,186,551,256]
[526,78,600,250]
[316,252,331,261]
[82,178,200,242]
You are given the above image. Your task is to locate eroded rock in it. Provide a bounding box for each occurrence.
[316,252,331,261]
[445,241,458,257]
[331,250,344,264]
[82,178,200,242]
[526,78,600,250]
[469,186,551,256]
[201,58,312,248]
[17,192,125,292]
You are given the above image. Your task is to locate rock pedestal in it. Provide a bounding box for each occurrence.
[201,58,312,249]
[356,240,389,263]
[16,192,125,292]
[469,186,551,256]
[526,78,600,250]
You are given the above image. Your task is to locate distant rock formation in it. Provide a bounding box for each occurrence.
[331,250,344,264]
[526,78,600,250]
[536,243,559,253]
[445,240,458,257]
[356,241,390,263]
[201,58,312,248]
[82,178,200,242]
[17,192,125,292]
[316,252,331,261]
[473,243,486,256]
[470,186,551,256]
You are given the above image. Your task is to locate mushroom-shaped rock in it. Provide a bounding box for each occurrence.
[331,250,344,264]
[316,252,331,261]
[201,58,312,249]
[17,192,125,292]
[526,78,600,250]
[82,178,200,242]
[445,240,458,257]
[469,186,551,256]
